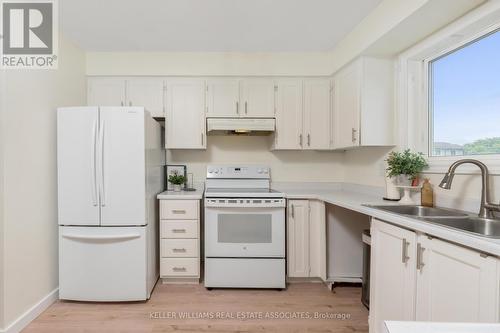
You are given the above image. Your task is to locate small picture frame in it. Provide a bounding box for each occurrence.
[166,164,187,191]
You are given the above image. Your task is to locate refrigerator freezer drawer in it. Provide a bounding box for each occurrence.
[59,226,149,301]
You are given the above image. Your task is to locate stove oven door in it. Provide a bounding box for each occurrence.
[205,200,285,258]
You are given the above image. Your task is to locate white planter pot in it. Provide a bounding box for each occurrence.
[172,184,182,192]
[385,176,401,200]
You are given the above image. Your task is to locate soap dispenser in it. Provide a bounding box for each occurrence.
[421,178,434,207]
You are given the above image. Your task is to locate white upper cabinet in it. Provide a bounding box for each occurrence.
[87,78,126,107]
[206,78,274,118]
[333,57,394,149]
[87,77,165,117]
[165,79,206,149]
[303,79,331,150]
[370,219,417,333]
[206,79,240,117]
[415,236,499,323]
[126,78,165,117]
[273,79,303,150]
[240,79,275,117]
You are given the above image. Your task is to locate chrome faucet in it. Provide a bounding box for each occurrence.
[439,159,500,219]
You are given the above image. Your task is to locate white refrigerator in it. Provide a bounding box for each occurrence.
[57,106,164,301]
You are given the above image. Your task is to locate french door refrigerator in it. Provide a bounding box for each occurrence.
[57,106,164,301]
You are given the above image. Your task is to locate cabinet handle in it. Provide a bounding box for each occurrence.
[417,243,425,270]
[245,101,248,114]
[172,248,187,253]
[291,204,295,218]
[172,209,186,214]
[307,134,311,146]
[172,229,186,233]
[172,267,187,272]
[236,101,239,114]
[352,128,357,143]
[299,134,303,146]
[401,238,410,263]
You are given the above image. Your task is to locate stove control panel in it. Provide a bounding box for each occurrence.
[206,165,270,179]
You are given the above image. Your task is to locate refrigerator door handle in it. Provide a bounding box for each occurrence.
[62,234,141,241]
[98,120,106,207]
[91,119,98,206]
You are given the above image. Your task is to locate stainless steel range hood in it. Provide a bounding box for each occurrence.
[206,118,275,135]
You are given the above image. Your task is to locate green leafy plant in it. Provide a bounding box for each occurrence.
[386,149,428,181]
[168,174,186,185]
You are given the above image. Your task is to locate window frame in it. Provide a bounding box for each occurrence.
[397,3,500,175]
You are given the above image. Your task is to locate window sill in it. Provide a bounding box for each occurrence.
[424,156,500,175]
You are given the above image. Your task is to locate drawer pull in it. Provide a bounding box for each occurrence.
[172,267,186,272]
[171,209,186,214]
[172,248,187,253]
[172,229,186,233]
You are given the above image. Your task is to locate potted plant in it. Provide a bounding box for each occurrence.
[386,149,428,186]
[168,173,186,192]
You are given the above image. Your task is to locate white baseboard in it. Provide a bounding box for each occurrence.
[1,288,58,333]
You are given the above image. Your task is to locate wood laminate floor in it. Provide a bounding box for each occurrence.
[24,283,368,333]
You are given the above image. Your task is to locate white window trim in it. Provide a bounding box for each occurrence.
[396,1,500,175]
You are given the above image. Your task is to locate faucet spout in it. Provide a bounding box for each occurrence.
[438,159,498,219]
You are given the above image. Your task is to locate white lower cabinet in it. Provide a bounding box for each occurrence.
[287,199,326,280]
[415,236,499,323]
[159,198,201,283]
[370,218,500,333]
[370,220,417,333]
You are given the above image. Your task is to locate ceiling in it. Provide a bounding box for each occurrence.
[60,0,383,52]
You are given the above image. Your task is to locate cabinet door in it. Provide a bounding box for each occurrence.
[206,79,240,117]
[309,200,326,281]
[87,78,126,106]
[334,61,360,149]
[165,79,206,149]
[126,78,165,117]
[370,219,417,333]
[274,80,303,150]
[303,79,331,150]
[416,236,499,323]
[287,200,310,278]
[240,79,275,118]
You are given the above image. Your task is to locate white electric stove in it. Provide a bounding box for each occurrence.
[204,165,286,289]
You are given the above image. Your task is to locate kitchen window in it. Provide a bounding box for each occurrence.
[428,29,500,158]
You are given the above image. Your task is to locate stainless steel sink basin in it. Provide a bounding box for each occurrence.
[367,204,500,238]
[421,216,500,238]
[368,205,468,218]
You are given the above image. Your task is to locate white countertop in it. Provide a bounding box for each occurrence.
[385,321,500,333]
[272,182,500,257]
[157,183,204,200]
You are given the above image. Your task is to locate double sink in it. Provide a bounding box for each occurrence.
[367,205,500,238]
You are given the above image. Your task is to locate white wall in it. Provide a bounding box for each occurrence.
[167,136,344,183]
[343,147,500,213]
[86,52,333,76]
[1,36,86,330]
[0,58,6,331]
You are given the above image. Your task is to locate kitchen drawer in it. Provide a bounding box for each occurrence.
[161,220,198,238]
[160,258,199,277]
[160,200,199,220]
[161,239,198,257]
